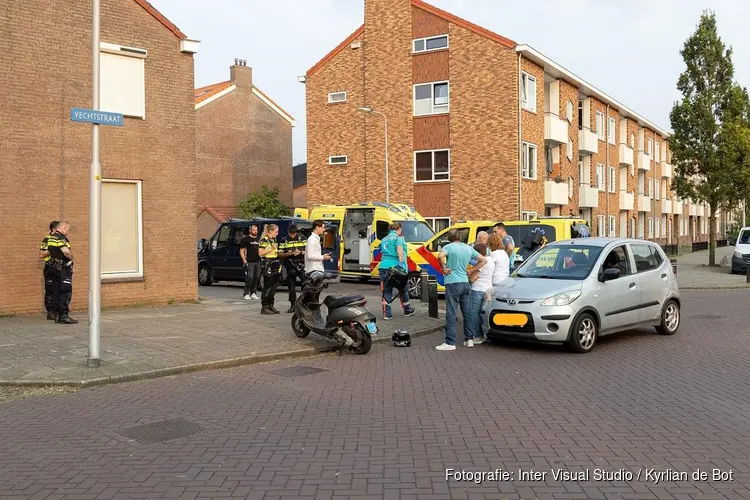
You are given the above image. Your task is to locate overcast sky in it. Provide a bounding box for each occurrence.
[152,0,750,166]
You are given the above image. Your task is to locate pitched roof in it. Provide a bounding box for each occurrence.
[306,0,515,76]
[251,86,296,123]
[195,81,235,105]
[133,0,187,39]
[199,206,238,223]
[293,163,307,188]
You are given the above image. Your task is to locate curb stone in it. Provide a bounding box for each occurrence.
[0,323,444,389]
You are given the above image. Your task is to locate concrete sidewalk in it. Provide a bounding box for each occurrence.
[675,246,750,289]
[0,287,443,387]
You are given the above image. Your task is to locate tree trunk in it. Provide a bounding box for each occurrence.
[709,207,716,267]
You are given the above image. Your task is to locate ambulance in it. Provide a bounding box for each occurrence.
[293,202,435,280]
[403,217,591,298]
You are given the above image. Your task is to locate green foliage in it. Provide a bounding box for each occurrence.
[237,185,290,219]
[669,10,750,264]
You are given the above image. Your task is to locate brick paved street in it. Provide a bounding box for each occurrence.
[1,289,749,499]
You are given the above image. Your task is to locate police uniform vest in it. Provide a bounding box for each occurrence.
[40,234,53,263]
[260,236,278,260]
[46,232,71,264]
[279,234,306,264]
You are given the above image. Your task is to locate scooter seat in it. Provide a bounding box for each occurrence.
[324,294,366,310]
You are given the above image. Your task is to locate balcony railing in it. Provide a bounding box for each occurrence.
[619,191,634,211]
[578,127,598,156]
[661,199,672,214]
[637,193,651,212]
[619,144,634,167]
[638,151,652,171]
[661,161,672,178]
[544,179,568,205]
[579,185,599,208]
[544,112,568,145]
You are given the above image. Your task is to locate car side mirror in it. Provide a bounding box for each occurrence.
[600,267,621,282]
[198,239,207,251]
[211,240,217,250]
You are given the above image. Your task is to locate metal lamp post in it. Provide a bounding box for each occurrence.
[357,107,389,204]
[88,0,102,367]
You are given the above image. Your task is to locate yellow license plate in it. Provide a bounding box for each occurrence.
[492,313,528,327]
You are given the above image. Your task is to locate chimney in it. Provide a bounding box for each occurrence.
[230,58,252,88]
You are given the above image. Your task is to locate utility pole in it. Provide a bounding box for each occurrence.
[88,0,102,368]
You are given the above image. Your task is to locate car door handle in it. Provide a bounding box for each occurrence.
[629,282,636,289]
[661,273,667,278]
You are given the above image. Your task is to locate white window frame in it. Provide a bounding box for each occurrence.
[520,72,537,112]
[607,116,616,145]
[596,163,605,191]
[424,217,451,232]
[655,141,661,162]
[566,140,573,161]
[100,42,147,119]
[412,34,449,54]
[414,149,450,182]
[597,215,606,237]
[521,211,538,221]
[327,91,347,104]
[522,142,538,180]
[566,101,573,123]
[608,215,616,238]
[655,180,660,200]
[596,111,605,140]
[648,178,654,198]
[413,81,450,116]
[328,155,348,165]
[608,166,616,193]
[655,217,661,238]
[568,176,574,199]
[101,179,143,280]
[647,137,653,156]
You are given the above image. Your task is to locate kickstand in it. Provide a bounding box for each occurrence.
[338,343,345,356]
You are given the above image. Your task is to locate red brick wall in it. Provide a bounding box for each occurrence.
[520,59,544,217]
[0,0,197,315]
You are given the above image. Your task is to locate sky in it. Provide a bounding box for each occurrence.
[151,0,750,166]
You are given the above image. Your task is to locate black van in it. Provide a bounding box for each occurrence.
[197,217,340,287]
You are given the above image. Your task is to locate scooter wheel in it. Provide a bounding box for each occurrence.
[291,313,310,338]
[350,324,372,355]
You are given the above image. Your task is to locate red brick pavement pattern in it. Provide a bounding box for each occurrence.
[0,289,749,499]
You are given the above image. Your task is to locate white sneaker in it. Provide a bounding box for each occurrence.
[473,336,485,345]
[463,340,474,348]
[435,343,456,351]
[243,294,251,300]
[250,294,260,300]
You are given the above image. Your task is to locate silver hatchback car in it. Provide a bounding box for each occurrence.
[481,238,680,353]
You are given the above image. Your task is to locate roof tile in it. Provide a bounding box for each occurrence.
[132,0,187,39]
[195,81,234,104]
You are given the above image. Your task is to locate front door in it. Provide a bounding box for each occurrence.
[596,244,642,331]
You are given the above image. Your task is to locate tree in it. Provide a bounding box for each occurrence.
[669,10,750,266]
[237,185,290,219]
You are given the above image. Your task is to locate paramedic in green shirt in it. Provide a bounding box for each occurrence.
[378,222,415,320]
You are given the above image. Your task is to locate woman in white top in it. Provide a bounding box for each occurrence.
[468,243,495,344]
[488,234,511,286]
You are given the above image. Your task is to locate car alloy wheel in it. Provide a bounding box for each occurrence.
[657,300,680,335]
[407,274,421,299]
[568,313,597,353]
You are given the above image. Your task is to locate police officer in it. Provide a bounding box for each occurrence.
[278,224,307,313]
[46,221,78,324]
[40,220,60,320]
[258,224,281,315]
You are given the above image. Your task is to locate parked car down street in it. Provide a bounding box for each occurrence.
[481,238,681,353]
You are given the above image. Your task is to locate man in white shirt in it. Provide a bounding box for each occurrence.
[305,220,331,275]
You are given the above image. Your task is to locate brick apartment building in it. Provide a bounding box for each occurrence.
[303,0,715,246]
[0,0,199,315]
[195,60,296,239]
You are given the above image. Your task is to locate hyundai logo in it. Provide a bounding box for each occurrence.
[507,299,518,306]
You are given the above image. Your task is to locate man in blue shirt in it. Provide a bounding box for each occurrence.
[379,222,415,320]
[436,229,486,350]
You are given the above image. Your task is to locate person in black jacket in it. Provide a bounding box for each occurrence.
[240,225,261,300]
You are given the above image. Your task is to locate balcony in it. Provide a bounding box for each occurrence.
[619,191,634,211]
[638,151,652,171]
[619,144,634,167]
[544,180,568,205]
[673,201,683,216]
[696,204,705,217]
[579,185,599,208]
[637,193,651,212]
[661,161,672,178]
[544,113,568,146]
[578,128,598,156]
[689,203,698,217]
[661,199,672,214]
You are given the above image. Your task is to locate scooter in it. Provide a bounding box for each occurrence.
[291,270,377,355]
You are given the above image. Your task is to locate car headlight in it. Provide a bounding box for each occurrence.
[734,251,743,259]
[541,291,581,307]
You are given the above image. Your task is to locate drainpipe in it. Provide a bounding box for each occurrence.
[518,53,523,220]
[606,105,610,236]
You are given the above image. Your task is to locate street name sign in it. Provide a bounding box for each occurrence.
[70,108,123,126]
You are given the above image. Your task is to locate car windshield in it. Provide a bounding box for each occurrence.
[515,245,604,280]
[739,230,750,245]
[399,221,435,243]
